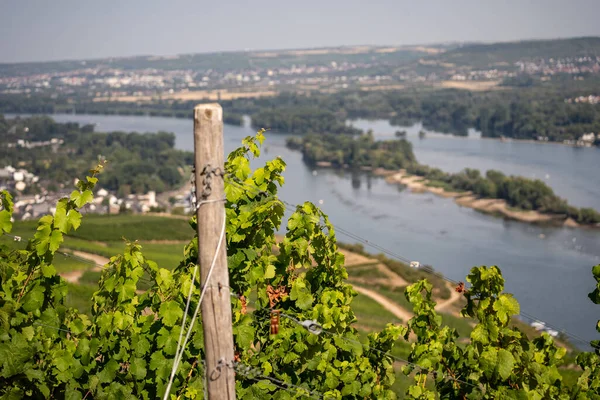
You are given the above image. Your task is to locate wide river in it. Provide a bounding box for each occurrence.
[10,113,600,347]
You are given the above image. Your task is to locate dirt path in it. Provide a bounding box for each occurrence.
[338,248,377,266]
[435,283,463,313]
[59,250,110,284]
[374,264,408,287]
[145,212,190,221]
[340,247,409,288]
[142,239,189,244]
[353,284,413,322]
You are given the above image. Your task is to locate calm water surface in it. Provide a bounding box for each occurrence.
[10,113,600,346]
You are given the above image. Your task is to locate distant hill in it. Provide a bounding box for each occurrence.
[0,45,450,77]
[427,36,600,69]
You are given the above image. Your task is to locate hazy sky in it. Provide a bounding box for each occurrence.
[2,0,600,63]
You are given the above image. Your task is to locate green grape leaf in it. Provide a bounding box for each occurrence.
[117,280,136,303]
[341,380,361,396]
[159,301,183,327]
[0,335,32,377]
[408,385,423,398]
[97,359,120,383]
[67,210,82,231]
[130,357,147,380]
[54,351,72,372]
[233,322,255,349]
[41,264,57,278]
[290,279,314,310]
[22,326,35,341]
[71,190,94,208]
[24,366,44,382]
[480,347,498,379]
[156,328,179,355]
[497,349,515,380]
[21,287,45,312]
[493,294,520,325]
[134,337,151,356]
[49,229,64,253]
[54,199,69,233]
[471,324,490,344]
[0,210,12,234]
[156,268,173,291]
[264,264,275,279]
[325,374,339,389]
[592,264,600,280]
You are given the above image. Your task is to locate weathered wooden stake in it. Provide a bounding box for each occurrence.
[193,103,236,399]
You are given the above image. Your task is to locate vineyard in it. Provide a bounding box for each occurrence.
[1,131,599,398]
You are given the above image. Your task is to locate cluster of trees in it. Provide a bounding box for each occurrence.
[0,95,245,126]
[408,165,600,224]
[287,131,416,170]
[475,98,600,141]
[1,115,192,194]
[0,94,70,114]
[286,131,600,224]
[251,106,361,135]
[240,86,600,143]
[4,79,600,145]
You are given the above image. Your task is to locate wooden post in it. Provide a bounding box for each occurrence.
[193,103,236,399]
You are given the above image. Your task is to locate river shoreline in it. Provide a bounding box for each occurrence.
[311,161,596,228]
[369,168,593,229]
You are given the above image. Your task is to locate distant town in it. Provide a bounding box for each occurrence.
[2,44,600,99]
[0,162,195,221]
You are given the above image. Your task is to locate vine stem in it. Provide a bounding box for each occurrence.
[17,267,37,302]
[176,358,199,400]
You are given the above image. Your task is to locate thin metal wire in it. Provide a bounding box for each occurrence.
[257,307,479,391]
[27,290,240,341]
[33,321,72,334]
[195,198,226,209]
[519,310,599,350]
[172,261,200,380]
[229,360,323,399]
[163,211,227,400]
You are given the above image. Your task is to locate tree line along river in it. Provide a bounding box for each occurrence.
[8,112,600,347]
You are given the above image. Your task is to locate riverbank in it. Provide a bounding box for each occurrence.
[479,135,599,149]
[372,168,588,228]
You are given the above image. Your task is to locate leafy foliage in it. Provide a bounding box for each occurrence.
[0,133,404,398]
[1,133,599,399]
[574,265,600,397]
[400,265,600,399]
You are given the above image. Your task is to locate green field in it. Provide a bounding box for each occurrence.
[1,214,193,273]
[7,214,194,242]
[65,283,97,316]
